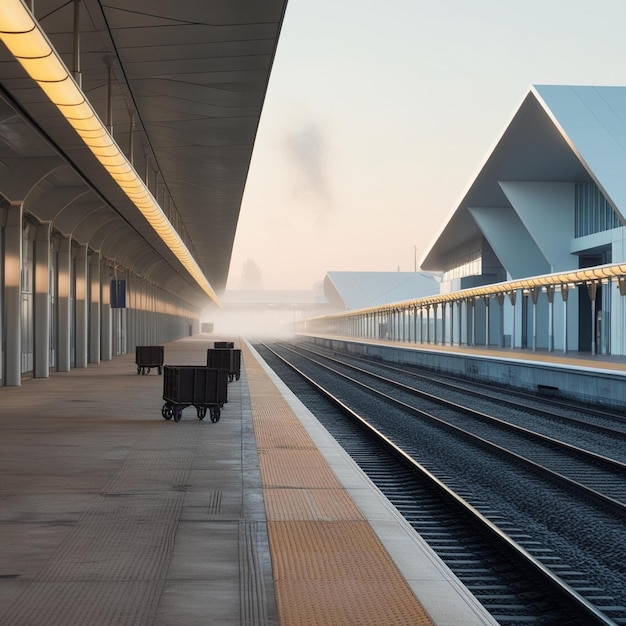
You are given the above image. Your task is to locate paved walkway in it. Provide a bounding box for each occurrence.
[0,336,276,625]
[0,335,497,625]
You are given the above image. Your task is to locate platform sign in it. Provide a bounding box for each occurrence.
[110,279,126,308]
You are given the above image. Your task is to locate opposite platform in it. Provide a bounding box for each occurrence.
[299,333,626,409]
[0,335,496,625]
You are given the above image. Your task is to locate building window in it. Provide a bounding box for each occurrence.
[575,182,621,237]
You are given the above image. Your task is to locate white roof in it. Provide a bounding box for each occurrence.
[324,271,440,311]
[421,85,626,271]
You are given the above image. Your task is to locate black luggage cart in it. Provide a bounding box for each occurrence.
[136,345,164,375]
[162,365,228,423]
[207,347,241,382]
[213,341,234,349]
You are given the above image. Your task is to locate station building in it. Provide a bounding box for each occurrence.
[421,85,626,356]
[323,271,441,311]
[296,85,626,357]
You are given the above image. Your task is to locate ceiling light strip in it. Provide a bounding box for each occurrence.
[0,0,221,306]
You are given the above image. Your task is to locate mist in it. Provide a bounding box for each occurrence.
[282,120,333,213]
[202,306,301,340]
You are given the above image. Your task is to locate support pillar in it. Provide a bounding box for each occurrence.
[441,302,446,346]
[561,284,569,354]
[530,287,540,351]
[508,291,517,349]
[496,293,505,348]
[101,261,112,360]
[89,251,101,363]
[72,0,82,87]
[4,202,22,386]
[419,308,423,343]
[546,285,555,352]
[34,222,51,378]
[587,282,598,356]
[75,244,88,368]
[484,296,490,347]
[450,301,455,346]
[57,237,72,371]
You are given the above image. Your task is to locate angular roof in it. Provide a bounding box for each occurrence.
[324,271,441,311]
[421,85,626,271]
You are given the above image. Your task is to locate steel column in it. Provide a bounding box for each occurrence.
[4,202,23,385]
[89,251,101,363]
[34,222,51,378]
[74,244,88,368]
[546,285,555,352]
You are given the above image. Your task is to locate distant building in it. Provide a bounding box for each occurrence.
[203,287,333,336]
[204,272,442,335]
[421,85,626,354]
[324,271,441,311]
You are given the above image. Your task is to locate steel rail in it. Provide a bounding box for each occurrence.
[295,340,626,436]
[260,342,619,626]
[283,342,626,480]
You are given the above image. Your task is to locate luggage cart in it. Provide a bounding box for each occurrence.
[207,347,241,382]
[135,345,164,375]
[161,365,228,423]
[213,341,234,349]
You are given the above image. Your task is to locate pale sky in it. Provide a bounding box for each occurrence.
[226,0,626,292]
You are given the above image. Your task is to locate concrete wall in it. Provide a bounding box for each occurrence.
[302,335,626,410]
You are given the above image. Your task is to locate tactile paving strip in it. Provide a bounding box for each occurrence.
[0,581,161,626]
[1,420,196,625]
[264,488,362,521]
[242,343,434,626]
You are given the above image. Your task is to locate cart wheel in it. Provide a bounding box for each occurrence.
[235,373,240,381]
[142,367,150,375]
[174,409,182,422]
[137,366,141,375]
[210,407,221,423]
[197,406,207,420]
[162,404,173,420]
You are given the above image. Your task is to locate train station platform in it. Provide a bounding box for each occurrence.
[0,334,497,626]
[300,333,626,409]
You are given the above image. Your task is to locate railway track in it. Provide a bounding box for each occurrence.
[253,340,626,626]
[300,341,626,449]
[288,342,626,510]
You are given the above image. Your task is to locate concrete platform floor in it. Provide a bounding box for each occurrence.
[0,335,497,625]
[0,336,275,625]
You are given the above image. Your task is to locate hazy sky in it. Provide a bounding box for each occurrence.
[226,0,626,291]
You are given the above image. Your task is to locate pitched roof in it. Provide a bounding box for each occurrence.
[324,272,440,311]
[421,85,626,271]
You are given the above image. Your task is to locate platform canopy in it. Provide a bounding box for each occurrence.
[0,0,288,307]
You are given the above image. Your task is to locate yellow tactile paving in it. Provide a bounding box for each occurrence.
[269,522,433,625]
[242,343,435,626]
[253,420,318,449]
[251,396,319,450]
[258,449,344,489]
[264,488,363,521]
[275,580,431,626]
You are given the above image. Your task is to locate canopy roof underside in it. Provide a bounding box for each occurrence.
[0,0,288,308]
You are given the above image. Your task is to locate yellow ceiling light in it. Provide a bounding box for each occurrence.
[0,0,220,307]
